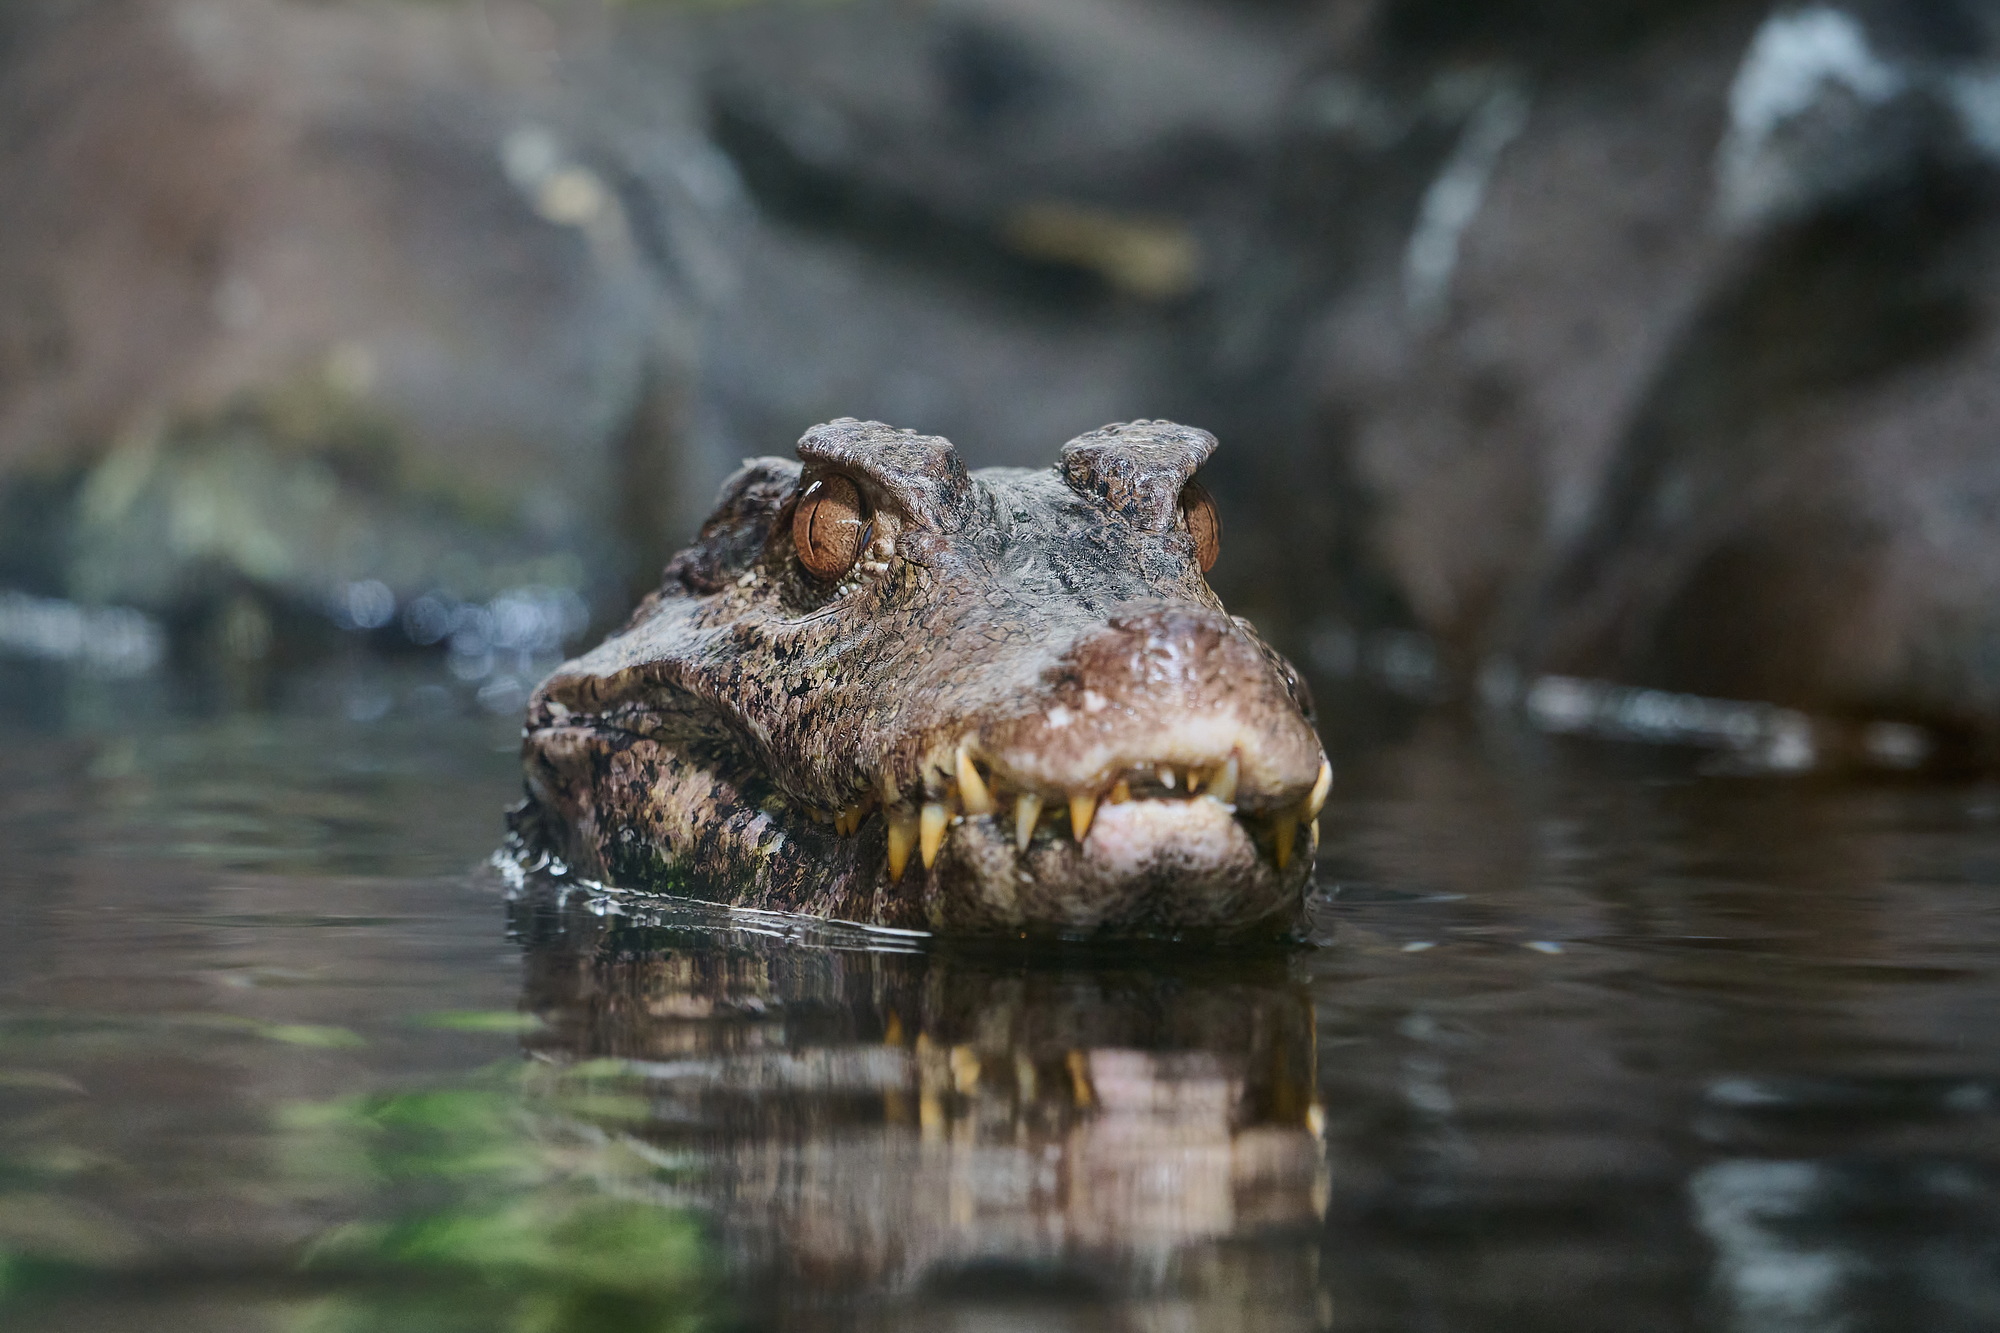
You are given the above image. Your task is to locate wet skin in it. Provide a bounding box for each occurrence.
[512,418,1329,937]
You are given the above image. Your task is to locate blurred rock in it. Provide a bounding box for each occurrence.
[0,0,710,660]
[1229,0,2000,743]
[10,0,2000,747]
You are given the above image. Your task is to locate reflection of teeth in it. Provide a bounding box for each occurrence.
[955,745,994,816]
[1069,792,1097,841]
[1014,793,1042,853]
[1273,817,1296,871]
[887,808,918,881]
[1206,755,1238,806]
[1306,760,1332,820]
[920,802,949,868]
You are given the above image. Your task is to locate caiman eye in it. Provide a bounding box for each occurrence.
[793,474,868,580]
[1181,479,1221,572]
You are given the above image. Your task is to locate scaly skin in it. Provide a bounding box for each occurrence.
[512,418,1329,938]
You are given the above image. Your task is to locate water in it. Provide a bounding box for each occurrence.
[1,663,1997,1332]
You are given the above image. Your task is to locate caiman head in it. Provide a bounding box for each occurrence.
[516,418,1328,938]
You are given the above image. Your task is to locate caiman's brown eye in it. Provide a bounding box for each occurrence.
[1181,479,1221,572]
[793,474,868,580]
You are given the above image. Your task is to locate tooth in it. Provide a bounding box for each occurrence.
[1069,792,1097,841]
[1014,793,1043,853]
[1108,779,1131,804]
[1273,817,1296,871]
[842,802,865,836]
[880,772,900,805]
[956,745,994,816]
[1160,768,1175,790]
[887,808,918,881]
[1207,755,1238,806]
[1184,767,1203,794]
[920,802,949,868]
[1306,760,1332,820]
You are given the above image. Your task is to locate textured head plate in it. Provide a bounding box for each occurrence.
[1060,420,1217,532]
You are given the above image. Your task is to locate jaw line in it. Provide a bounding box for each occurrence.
[523,704,1316,935]
[930,797,1312,935]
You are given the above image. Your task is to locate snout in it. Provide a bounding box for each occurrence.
[913,605,1328,935]
[975,604,1325,812]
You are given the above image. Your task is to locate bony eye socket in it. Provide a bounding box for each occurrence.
[793,474,869,580]
[1181,479,1221,572]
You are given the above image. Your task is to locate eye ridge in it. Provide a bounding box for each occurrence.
[1181,479,1221,572]
[793,473,869,580]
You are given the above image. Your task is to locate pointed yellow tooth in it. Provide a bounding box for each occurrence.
[844,802,867,836]
[1108,778,1131,804]
[1305,760,1332,820]
[1014,792,1043,853]
[920,802,949,868]
[1184,767,1202,794]
[887,808,917,881]
[955,745,994,816]
[1207,755,1239,806]
[1069,792,1097,841]
[1273,817,1296,871]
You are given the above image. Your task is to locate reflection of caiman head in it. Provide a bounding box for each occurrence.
[510,891,1325,1296]
[514,418,1328,936]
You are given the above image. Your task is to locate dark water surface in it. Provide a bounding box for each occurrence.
[1,666,1997,1332]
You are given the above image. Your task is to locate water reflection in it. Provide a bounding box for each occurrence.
[509,885,1327,1326]
[2,692,1999,1331]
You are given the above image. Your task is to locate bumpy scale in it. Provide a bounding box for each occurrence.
[512,418,1329,937]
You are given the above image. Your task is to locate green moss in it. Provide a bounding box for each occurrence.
[277,1073,719,1333]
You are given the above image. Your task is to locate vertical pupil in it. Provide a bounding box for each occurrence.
[809,500,829,555]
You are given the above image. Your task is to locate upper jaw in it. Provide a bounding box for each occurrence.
[796,706,1331,912]
[970,701,1326,816]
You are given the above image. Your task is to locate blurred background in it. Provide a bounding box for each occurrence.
[6,0,2000,746]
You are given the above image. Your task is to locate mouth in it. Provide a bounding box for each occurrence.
[804,744,1333,884]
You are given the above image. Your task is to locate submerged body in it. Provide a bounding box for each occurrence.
[513,418,1328,937]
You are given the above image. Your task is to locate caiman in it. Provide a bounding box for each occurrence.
[511,418,1330,937]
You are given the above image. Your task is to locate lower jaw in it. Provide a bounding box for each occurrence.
[917,798,1314,937]
[520,731,1311,937]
